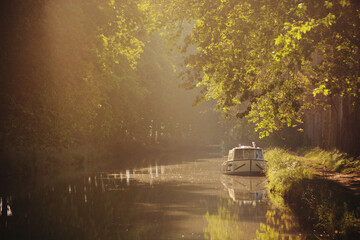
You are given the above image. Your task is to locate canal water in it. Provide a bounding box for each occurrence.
[0,154,303,239]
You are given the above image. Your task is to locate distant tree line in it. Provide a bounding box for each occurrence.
[0,0,227,174]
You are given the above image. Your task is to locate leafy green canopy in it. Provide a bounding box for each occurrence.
[154,0,360,138]
[0,0,226,154]
[0,0,151,148]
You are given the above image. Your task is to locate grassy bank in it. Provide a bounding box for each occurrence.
[300,147,360,174]
[265,148,360,239]
[265,148,313,195]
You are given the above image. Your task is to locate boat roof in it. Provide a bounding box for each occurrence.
[231,146,263,150]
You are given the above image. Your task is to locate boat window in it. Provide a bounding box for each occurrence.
[243,149,254,159]
[255,150,263,159]
[235,149,243,159]
[228,150,234,160]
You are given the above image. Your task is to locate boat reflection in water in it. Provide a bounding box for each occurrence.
[203,175,269,239]
[220,174,267,206]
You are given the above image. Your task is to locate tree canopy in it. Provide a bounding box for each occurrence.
[1,0,360,168]
[0,0,225,162]
[154,0,360,137]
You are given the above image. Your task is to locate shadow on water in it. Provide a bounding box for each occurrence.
[284,177,360,239]
[0,175,220,240]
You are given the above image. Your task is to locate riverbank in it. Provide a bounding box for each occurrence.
[265,148,360,239]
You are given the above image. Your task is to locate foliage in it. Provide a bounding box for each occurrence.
[0,0,227,173]
[303,147,360,173]
[3,0,359,174]
[0,0,150,149]
[265,148,360,239]
[265,148,313,194]
[155,0,360,138]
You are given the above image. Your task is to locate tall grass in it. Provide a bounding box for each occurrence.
[304,147,360,173]
[265,148,313,195]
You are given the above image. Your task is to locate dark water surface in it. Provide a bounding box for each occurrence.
[0,154,303,239]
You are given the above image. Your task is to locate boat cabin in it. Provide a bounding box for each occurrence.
[228,147,264,161]
[222,143,266,175]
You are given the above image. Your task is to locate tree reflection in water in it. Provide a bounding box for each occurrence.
[204,200,244,240]
[256,209,302,240]
[204,199,302,240]
[206,175,303,240]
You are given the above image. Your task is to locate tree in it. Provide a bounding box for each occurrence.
[154,0,360,138]
[0,0,226,169]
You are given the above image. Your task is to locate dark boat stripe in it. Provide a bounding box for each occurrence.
[255,163,264,170]
[234,163,246,171]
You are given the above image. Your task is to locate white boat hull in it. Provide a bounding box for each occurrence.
[221,159,266,176]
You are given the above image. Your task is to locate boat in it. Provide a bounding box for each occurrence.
[221,142,267,176]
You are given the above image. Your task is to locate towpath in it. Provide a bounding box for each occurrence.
[298,156,360,195]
